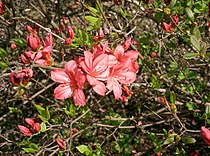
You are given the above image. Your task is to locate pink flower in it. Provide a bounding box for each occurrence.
[80,51,109,96]
[51,60,86,106]
[162,22,172,33]
[9,68,33,86]
[18,125,33,136]
[56,138,65,150]
[0,1,5,15]
[9,72,21,86]
[22,33,53,66]
[201,126,210,145]
[106,62,136,99]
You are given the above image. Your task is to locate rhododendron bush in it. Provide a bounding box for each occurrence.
[0,0,210,155]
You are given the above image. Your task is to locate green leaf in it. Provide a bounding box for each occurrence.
[169,0,177,8]
[186,7,194,22]
[170,91,176,104]
[13,38,27,47]
[192,27,201,41]
[163,136,174,145]
[22,143,39,153]
[40,122,47,132]
[0,61,8,68]
[85,16,101,28]
[34,104,45,114]
[205,105,210,115]
[88,6,100,16]
[22,148,38,153]
[183,52,198,59]
[200,42,207,57]
[190,35,200,51]
[8,107,21,113]
[181,137,196,144]
[0,48,7,57]
[76,145,91,155]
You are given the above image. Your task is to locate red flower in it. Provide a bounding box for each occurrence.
[56,138,65,150]
[0,1,5,15]
[18,125,33,136]
[201,126,210,145]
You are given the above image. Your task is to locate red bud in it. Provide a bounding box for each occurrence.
[18,125,32,136]
[56,138,65,150]
[201,126,210,145]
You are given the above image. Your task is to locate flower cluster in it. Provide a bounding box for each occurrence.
[51,37,139,106]
[162,14,179,33]
[21,25,53,66]
[18,118,41,136]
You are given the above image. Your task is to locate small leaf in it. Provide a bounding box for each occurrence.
[193,27,201,41]
[76,145,91,155]
[186,7,194,22]
[0,61,8,68]
[0,48,7,57]
[163,136,175,145]
[200,42,207,57]
[40,122,47,132]
[34,104,45,114]
[190,35,200,51]
[8,107,21,113]
[205,105,210,115]
[183,52,198,59]
[169,0,177,8]
[181,137,196,144]
[170,91,176,104]
[22,148,38,153]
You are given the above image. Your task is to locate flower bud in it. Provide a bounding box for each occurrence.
[18,125,32,136]
[11,43,17,50]
[33,123,41,132]
[65,38,71,45]
[26,34,41,51]
[150,52,157,58]
[67,26,74,40]
[123,37,131,51]
[201,126,210,145]
[0,2,5,15]
[25,118,35,128]
[56,138,65,150]
[162,22,172,33]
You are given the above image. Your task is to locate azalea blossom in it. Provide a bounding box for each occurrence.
[9,68,33,86]
[21,33,53,66]
[51,60,86,106]
[80,50,109,96]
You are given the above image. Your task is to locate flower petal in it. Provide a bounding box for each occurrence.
[54,84,72,99]
[92,81,106,96]
[51,69,70,83]
[73,89,86,106]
